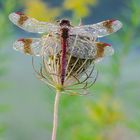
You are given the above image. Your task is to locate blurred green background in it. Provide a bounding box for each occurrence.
[0,0,140,140]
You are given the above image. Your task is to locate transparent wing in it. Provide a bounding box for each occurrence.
[41,35,61,56]
[70,19,122,38]
[68,36,97,59]
[13,38,43,56]
[68,36,114,60]
[13,35,114,61]
[13,35,62,56]
[9,12,59,33]
[41,35,114,60]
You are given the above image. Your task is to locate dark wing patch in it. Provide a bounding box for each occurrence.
[18,39,33,54]
[13,38,42,56]
[94,42,114,63]
[16,12,28,26]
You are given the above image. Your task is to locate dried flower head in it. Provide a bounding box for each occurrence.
[32,34,98,95]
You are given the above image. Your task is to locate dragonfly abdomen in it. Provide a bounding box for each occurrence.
[60,27,69,85]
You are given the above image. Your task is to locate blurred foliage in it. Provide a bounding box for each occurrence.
[0,0,20,81]
[0,0,20,43]
[116,0,140,133]
[63,0,97,19]
[20,0,97,24]
[0,0,140,139]
[86,95,123,126]
[0,0,22,137]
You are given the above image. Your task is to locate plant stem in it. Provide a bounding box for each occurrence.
[52,91,60,140]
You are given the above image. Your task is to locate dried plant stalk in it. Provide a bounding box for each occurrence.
[52,91,60,140]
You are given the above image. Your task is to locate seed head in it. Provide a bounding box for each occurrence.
[32,35,98,95]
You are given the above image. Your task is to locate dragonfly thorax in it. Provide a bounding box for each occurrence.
[60,28,69,38]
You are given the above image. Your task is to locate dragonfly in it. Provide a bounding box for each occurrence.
[9,12,122,85]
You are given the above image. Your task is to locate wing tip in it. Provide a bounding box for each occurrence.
[13,41,23,52]
[104,45,114,56]
[9,12,20,23]
[111,19,123,31]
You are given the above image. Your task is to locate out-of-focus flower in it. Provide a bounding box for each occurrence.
[24,0,61,21]
[86,95,124,125]
[63,0,97,18]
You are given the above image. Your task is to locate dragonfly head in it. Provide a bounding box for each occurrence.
[59,19,71,27]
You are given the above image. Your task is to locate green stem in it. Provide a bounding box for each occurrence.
[51,91,60,140]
